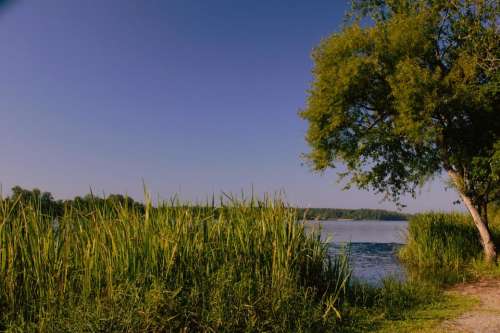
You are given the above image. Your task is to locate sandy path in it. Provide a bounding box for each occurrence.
[442,279,500,333]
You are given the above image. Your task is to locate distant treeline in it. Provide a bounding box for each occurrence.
[3,186,146,217]
[1,186,278,218]
[296,208,410,221]
[2,186,409,221]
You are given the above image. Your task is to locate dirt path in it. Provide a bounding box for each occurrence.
[442,279,500,333]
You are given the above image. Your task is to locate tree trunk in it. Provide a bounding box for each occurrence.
[448,170,497,263]
[460,193,497,263]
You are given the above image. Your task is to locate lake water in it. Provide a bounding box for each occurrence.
[306,220,408,285]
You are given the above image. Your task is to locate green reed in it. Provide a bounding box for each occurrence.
[0,194,350,332]
[399,212,500,284]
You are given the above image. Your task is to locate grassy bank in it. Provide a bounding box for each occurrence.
[0,195,351,332]
[399,212,500,283]
[339,279,476,333]
[338,210,500,332]
[2,187,498,332]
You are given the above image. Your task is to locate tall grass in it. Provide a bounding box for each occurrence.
[399,212,500,283]
[0,194,350,332]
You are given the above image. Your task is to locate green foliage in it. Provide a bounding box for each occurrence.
[347,279,437,316]
[4,186,146,218]
[5,186,410,222]
[399,212,500,283]
[301,0,500,206]
[489,201,500,225]
[339,278,473,332]
[9,186,62,216]
[1,187,492,331]
[0,193,351,332]
[297,207,410,221]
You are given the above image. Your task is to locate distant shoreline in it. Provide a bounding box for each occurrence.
[305,218,408,222]
[296,207,410,221]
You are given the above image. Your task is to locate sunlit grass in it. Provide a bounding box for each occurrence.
[399,212,500,284]
[2,192,498,332]
[0,194,352,331]
[335,277,476,333]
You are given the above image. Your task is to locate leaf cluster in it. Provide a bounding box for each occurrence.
[302,0,499,204]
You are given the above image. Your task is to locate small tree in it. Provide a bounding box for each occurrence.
[301,0,499,261]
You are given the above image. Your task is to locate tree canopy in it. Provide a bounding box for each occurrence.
[4,186,145,217]
[301,0,499,259]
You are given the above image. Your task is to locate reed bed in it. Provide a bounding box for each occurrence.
[399,212,500,283]
[0,194,350,332]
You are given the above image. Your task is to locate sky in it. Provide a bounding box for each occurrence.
[0,0,463,213]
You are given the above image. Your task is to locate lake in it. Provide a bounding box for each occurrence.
[306,220,408,285]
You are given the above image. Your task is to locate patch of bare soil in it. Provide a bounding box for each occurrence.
[443,279,500,333]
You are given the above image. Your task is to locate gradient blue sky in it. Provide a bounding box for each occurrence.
[0,0,462,212]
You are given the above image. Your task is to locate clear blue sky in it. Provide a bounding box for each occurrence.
[0,0,462,212]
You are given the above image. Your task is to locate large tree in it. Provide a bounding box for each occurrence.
[301,0,499,261]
